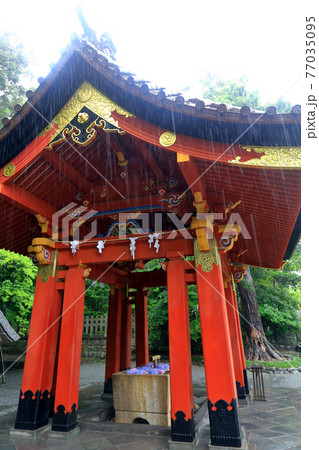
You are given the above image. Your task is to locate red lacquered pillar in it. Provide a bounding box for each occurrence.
[51,267,86,432]
[231,279,249,395]
[167,252,195,443]
[194,238,242,447]
[15,259,62,430]
[135,286,149,368]
[120,293,132,371]
[224,281,246,400]
[104,287,122,393]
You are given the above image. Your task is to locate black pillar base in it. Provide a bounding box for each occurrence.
[49,394,55,418]
[207,398,242,448]
[104,378,113,394]
[14,389,50,431]
[171,410,195,442]
[236,381,246,400]
[243,369,249,395]
[52,403,77,432]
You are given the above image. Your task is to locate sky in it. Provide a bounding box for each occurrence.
[0,0,304,106]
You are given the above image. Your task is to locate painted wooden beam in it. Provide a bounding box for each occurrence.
[0,183,56,218]
[131,138,165,180]
[1,126,57,185]
[177,156,206,196]
[42,150,91,193]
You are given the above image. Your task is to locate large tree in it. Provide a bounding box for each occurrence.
[0,33,28,122]
[202,74,292,113]
[237,242,301,361]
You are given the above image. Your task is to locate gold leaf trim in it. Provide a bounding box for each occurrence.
[194,237,220,273]
[228,146,301,168]
[39,81,135,143]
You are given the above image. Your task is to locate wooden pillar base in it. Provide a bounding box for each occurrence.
[52,404,78,432]
[236,382,246,400]
[169,434,199,449]
[207,399,241,447]
[208,426,248,449]
[104,378,113,394]
[171,410,195,443]
[14,390,51,430]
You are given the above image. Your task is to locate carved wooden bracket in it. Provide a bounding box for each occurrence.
[35,214,51,235]
[191,192,212,252]
[28,238,56,265]
[231,264,248,283]
[215,224,241,253]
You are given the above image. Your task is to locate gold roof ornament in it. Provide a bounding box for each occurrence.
[228,146,301,168]
[3,163,16,178]
[159,131,176,147]
[39,81,135,145]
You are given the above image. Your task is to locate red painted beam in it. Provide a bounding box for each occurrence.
[112,111,244,163]
[177,157,206,196]
[131,138,165,180]
[1,126,57,184]
[0,183,56,218]
[57,233,194,266]
[87,264,126,286]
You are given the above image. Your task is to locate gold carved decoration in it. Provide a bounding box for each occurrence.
[194,237,220,273]
[39,81,135,144]
[37,250,58,283]
[228,146,301,168]
[159,131,176,147]
[3,163,16,177]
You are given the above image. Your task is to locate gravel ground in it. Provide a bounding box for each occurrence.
[0,362,301,418]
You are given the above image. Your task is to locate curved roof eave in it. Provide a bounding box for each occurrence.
[0,37,301,169]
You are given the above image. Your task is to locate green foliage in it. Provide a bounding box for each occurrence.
[0,33,28,122]
[145,259,202,353]
[84,279,110,315]
[147,286,169,353]
[202,74,292,113]
[0,249,37,336]
[250,242,301,342]
[202,75,262,109]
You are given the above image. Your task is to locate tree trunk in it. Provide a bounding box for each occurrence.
[237,267,281,361]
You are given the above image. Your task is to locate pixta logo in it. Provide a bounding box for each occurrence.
[52,203,97,243]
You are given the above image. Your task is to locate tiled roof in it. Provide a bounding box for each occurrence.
[0,36,301,139]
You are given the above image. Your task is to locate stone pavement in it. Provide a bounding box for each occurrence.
[0,364,301,449]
